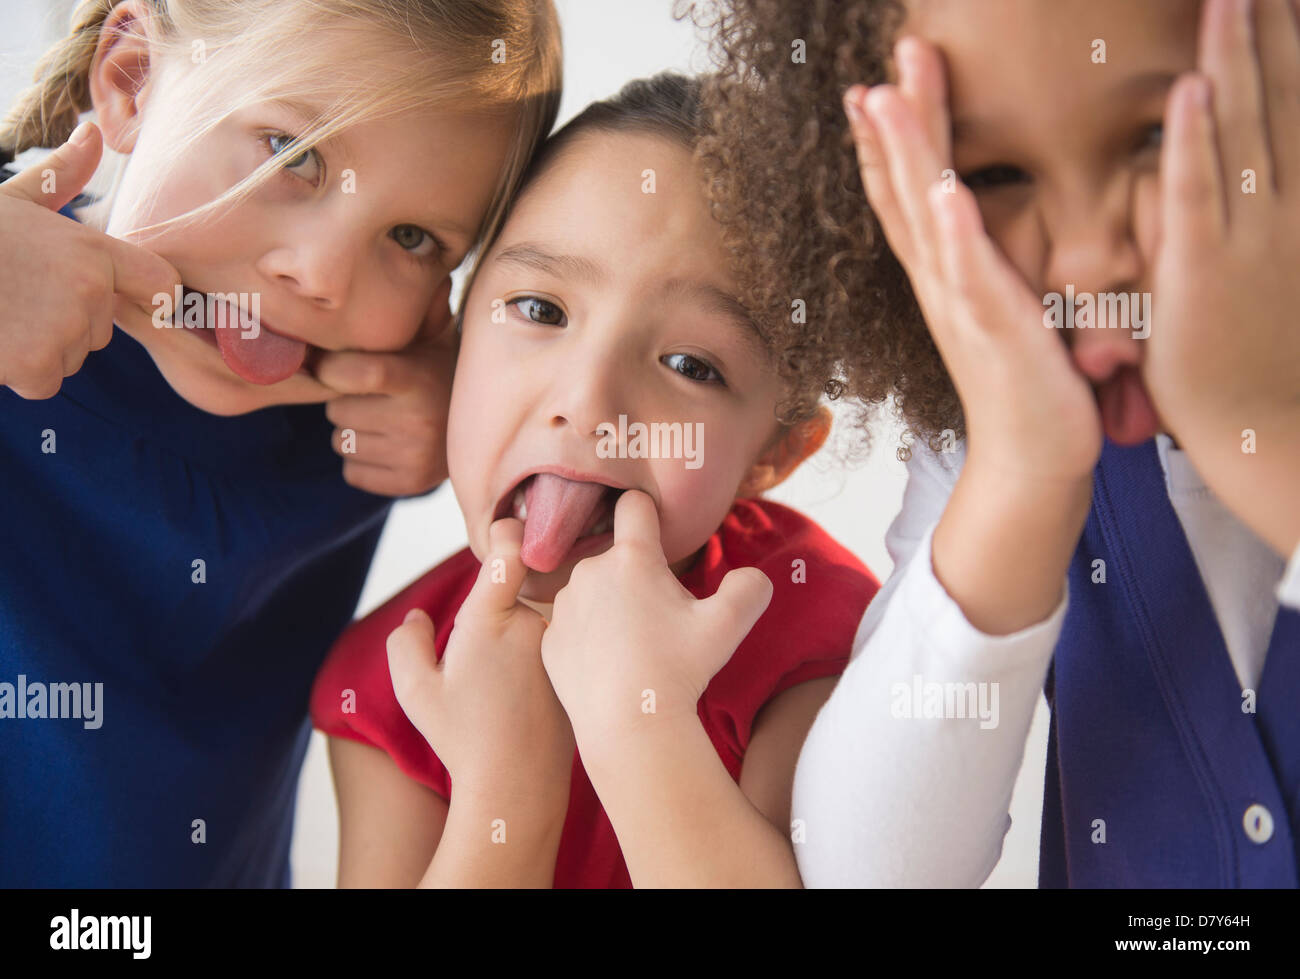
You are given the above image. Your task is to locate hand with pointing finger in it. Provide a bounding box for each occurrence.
[0,120,181,399]
[318,275,457,497]
[386,517,574,801]
[540,489,774,752]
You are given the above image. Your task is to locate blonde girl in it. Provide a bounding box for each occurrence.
[0,0,560,887]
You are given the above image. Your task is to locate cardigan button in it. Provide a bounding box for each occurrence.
[1243,804,1274,844]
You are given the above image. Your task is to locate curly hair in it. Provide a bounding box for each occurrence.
[680,0,964,457]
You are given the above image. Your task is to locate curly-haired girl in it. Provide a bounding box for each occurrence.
[672,0,1300,887]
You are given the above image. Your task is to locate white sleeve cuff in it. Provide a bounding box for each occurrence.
[1279,542,1300,611]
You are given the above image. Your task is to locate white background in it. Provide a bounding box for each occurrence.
[2,0,1047,889]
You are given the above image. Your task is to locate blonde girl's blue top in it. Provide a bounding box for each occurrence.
[1045,439,1300,886]
[0,196,392,886]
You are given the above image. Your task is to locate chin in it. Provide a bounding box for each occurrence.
[154,365,277,416]
[519,578,564,604]
[517,550,607,604]
[146,348,315,417]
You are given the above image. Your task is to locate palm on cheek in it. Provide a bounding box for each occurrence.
[1141,0,1300,549]
[540,490,773,746]
[847,38,1102,483]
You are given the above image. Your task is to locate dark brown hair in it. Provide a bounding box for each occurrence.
[682,0,964,453]
[520,71,703,188]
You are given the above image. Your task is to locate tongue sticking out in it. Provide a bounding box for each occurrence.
[519,473,611,573]
[1098,366,1161,446]
[209,297,307,385]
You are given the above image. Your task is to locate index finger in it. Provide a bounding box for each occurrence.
[105,234,183,310]
[1199,0,1272,193]
[895,35,953,170]
[612,489,664,552]
[465,517,531,615]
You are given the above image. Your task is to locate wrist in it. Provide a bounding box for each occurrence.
[452,764,572,821]
[423,787,568,888]
[935,458,1091,635]
[449,781,570,840]
[577,708,704,783]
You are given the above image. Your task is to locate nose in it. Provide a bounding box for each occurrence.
[255,223,355,310]
[1040,175,1147,384]
[543,333,630,444]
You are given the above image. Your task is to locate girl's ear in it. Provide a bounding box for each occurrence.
[736,404,833,498]
[88,1,155,154]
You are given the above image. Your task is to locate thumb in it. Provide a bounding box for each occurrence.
[701,567,773,655]
[387,608,442,706]
[1,121,103,211]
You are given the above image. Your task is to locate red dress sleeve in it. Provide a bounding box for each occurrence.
[308,547,481,799]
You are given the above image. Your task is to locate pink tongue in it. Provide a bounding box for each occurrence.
[520,474,610,573]
[1098,366,1161,446]
[212,299,307,385]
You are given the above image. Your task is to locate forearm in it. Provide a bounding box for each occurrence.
[419,786,568,888]
[934,457,1091,634]
[582,716,802,888]
[792,523,1061,887]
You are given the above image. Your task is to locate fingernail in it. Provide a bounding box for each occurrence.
[844,92,864,125]
[69,121,93,146]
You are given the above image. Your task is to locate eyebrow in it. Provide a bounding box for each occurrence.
[661,278,769,360]
[494,242,606,283]
[494,241,768,359]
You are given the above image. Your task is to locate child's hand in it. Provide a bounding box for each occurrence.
[317,277,456,497]
[845,38,1102,485]
[386,518,574,801]
[845,38,1100,635]
[540,490,773,750]
[0,121,180,399]
[1140,0,1300,556]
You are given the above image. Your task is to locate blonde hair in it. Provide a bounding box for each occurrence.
[0,0,561,249]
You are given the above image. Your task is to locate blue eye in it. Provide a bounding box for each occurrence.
[509,297,566,326]
[960,164,1030,191]
[663,352,724,385]
[267,133,321,183]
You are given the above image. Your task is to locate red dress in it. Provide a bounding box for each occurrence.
[310,498,879,887]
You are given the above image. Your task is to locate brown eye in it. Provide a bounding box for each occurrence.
[662,352,724,385]
[960,164,1030,191]
[510,297,565,326]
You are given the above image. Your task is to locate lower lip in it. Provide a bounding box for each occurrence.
[565,530,615,564]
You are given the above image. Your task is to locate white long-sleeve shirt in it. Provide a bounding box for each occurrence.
[791,435,1296,888]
